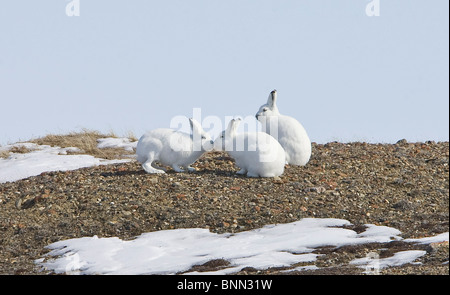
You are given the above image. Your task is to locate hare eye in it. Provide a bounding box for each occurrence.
[201,135,206,139]
[263,108,268,112]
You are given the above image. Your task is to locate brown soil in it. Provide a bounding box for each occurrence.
[0,140,448,275]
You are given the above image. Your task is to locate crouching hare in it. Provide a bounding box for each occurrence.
[214,118,285,177]
[136,118,213,173]
[255,90,311,166]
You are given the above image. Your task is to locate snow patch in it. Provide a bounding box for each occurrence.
[38,218,403,275]
[404,232,449,244]
[350,250,427,272]
[0,143,130,183]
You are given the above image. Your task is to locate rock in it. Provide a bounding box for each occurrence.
[122,210,132,216]
[15,195,36,210]
[306,187,326,193]
[273,177,284,184]
[392,200,414,210]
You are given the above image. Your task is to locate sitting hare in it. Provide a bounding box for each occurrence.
[214,118,285,177]
[255,90,311,166]
[136,118,213,173]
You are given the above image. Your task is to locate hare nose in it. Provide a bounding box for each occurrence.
[210,140,214,144]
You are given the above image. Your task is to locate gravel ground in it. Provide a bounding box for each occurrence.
[0,140,448,275]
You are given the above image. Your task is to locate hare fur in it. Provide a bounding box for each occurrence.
[214,118,285,177]
[136,118,213,173]
[255,90,311,166]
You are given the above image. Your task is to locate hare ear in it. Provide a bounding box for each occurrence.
[189,118,203,134]
[267,89,277,108]
[226,118,242,136]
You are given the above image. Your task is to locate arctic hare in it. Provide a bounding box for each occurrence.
[214,118,285,177]
[136,118,213,173]
[255,90,311,166]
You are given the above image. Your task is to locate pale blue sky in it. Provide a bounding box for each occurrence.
[0,0,448,145]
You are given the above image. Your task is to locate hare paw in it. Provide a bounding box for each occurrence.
[143,163,166,174]
[171,165,185,173]
[246,171,260,178]
[236,168,247,175]
[185,166,197,172]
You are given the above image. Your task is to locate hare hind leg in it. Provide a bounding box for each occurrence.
[151,162,167,172]
[141,153,165,174]
[142,161,166,174]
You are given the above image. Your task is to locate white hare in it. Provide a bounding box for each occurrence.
[255,90,311,166]
[214,118,285,177]
[136,118,213,173]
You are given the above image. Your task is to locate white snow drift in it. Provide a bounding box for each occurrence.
[0,140,132,183]
[37,218,444,275]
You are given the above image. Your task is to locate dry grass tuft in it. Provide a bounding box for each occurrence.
[0,150,10,159]
[1,144,36,159]
[30,129,135,160]
[9,145,36,154]
[124,131,138,142]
